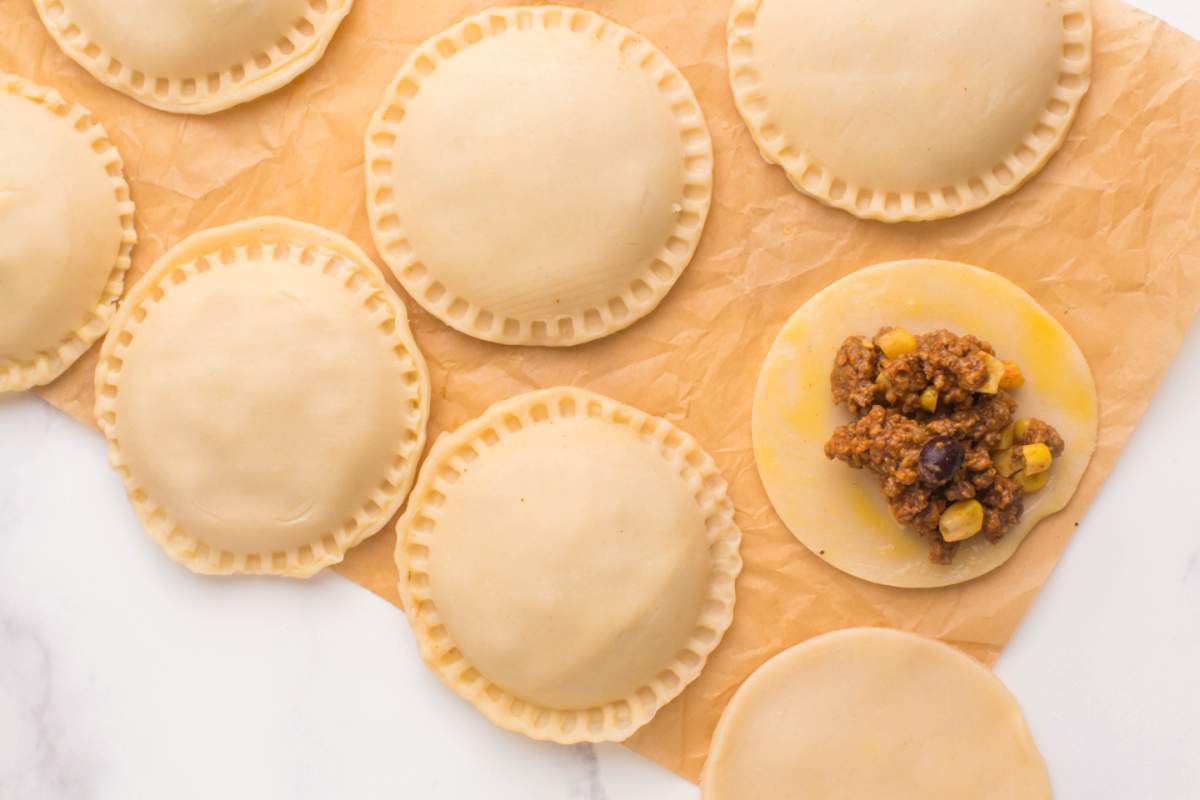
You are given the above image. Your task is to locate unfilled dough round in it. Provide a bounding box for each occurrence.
[0,72,134,392]
[397,388,741,742]
[34,0,353,114]
[96,217,429,577]
[702,628,1051,800]
[728,0,1093,221]
[753,260,1098,588]
[366,6,713,346]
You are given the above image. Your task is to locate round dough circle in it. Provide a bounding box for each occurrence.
[34,0,353,114]
[752,260,1098,588]
[701,628,1051,800]
[727,0,1093,221]
[396,388,741,742]
[0,72,134,392]
[96,217,429,577]
[365,6,713,346]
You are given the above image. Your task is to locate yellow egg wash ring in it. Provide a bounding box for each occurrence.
[752,260,1098,588]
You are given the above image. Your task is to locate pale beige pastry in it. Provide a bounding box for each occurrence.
[701,628,1052,799]
[753,261,1097,588]
[396,388,741,742]
[34,0,353,114]
[728,0,1093,221]
[96,217,429,577]
[366,6,712,346]
[0,72,134,392]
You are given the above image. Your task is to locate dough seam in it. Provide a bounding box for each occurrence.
[727,0,1093,222]
[95,218,429,577]
[396,387,742,742]
[0,72,135,392]
[365,6,714,346]
[32,0,352,114]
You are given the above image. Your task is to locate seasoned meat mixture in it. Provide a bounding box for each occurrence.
[825,328,1065,564]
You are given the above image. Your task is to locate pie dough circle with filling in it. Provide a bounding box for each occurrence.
[366,6,713,346]
[701,628,1051,800]
[96,217,429,577]
[728,0,1093,221]
[0,72,134,392]
[34,0,353,114]
[753,260,1098,588]
[396,388,741,742]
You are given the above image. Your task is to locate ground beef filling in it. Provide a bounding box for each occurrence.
[824,328,1065,564]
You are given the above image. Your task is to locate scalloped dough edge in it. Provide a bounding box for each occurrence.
[33,0,354,114]
[0,72,135,392]
[365,5,713,346]
[727,0,1094,222]
[396,387,742,742]
[95,217,430,577]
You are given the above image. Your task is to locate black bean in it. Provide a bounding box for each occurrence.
[918,436,964,486]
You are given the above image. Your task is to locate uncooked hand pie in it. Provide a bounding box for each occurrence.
[701,628,1052,799]
[396,388,741,742]
[34,0,353,114]
[728,0,1093,221]
[754,260,1098,588]
[96,217,429,577]
[0,72,134,392]
[366,6,712,346]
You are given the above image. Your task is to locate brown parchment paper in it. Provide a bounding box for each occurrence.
[7,0,1200,783]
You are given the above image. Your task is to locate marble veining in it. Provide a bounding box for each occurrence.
[567,745,610,800]
[4,3,1200,793]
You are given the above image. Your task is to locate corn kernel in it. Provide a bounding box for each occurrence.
[993,447,1020,477]
[920,386,938,413]
[876,328,918,359]
[978,353,1005,394]
[939,499,984,542]
[1016,469,1050,493]
[1013,418,1031,441]
[998,423,1014,450]
[1021,443,1053,475]
[999,361,1025,389]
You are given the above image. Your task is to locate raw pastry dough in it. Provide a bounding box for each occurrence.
[96,217,429,577]
[0,72,134,392]
[366,6,712,346]
[753,261,1098,588]
[701,628,1051,800]
[728,0,1093,221]
[34,0,353,114]
[396,388,741,742]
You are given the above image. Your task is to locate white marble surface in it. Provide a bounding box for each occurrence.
[3,2,1200,798]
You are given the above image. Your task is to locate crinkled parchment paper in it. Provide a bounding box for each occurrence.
[5,0,1200,783]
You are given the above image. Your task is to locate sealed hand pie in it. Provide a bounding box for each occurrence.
[34,0,353,114]
[0,72,134,392]
[96,217,429,577]
[728,0,1093,221]
[753,260,1098,588]
[366,6,713,346]
[396,388,741,742]
[701,628,1051,799]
